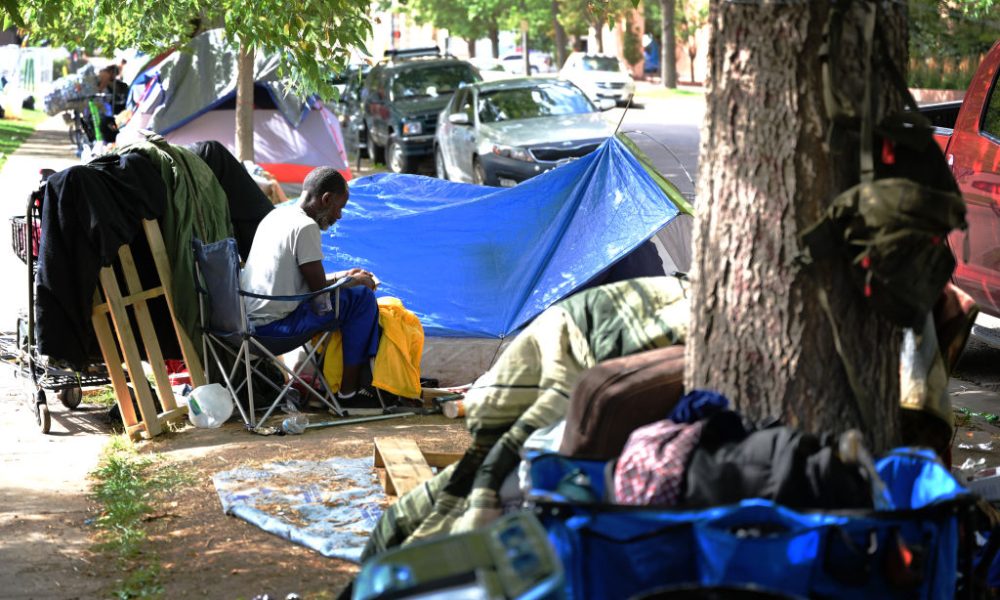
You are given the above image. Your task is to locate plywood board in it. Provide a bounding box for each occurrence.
[373,437,435,497]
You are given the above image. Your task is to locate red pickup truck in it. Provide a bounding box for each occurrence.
[924,41,1000,318]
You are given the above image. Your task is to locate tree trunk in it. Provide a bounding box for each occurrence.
[686,1,908,453]
[688,47,696,84]
[467,38,477,58]
[489,23,500,59]
[522,23,531,75]
[660,0,676,87]
[235,41,255,162]
[592,21,604,53]
[551,0,568,69]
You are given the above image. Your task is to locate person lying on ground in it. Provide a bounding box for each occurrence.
[362,275,689,559]
[241,167,380,401]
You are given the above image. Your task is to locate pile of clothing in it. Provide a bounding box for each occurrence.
[41,64,99,116]
[35,136,274,369]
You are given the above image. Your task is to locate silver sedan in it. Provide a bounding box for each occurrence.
[434,78,616,187]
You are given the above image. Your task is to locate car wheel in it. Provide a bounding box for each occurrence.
[473,157,487,186]
[434,146,449,180]
[387,139,409,174]
[366,131,385,165]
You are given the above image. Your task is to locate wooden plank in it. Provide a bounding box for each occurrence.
[142,220,207,387]
[91,290,138,430]
[99,266,162,437]
[373,437,435,497]
[421,451,464,469]
[91,287,165,315]
[117,246,177,411]
[156,406,188,426]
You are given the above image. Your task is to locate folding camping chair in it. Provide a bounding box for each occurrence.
[192,237,355,430]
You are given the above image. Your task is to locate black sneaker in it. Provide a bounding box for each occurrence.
[336,386,384,410]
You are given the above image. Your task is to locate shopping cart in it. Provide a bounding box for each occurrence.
[3,170,113,432]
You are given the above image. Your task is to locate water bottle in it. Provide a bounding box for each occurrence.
[281,414,309,435]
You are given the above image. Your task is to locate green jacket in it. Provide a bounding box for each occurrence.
[119,135,233,351]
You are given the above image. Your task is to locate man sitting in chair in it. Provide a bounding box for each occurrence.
[241,167,379,403]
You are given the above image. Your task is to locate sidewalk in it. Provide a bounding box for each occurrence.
[0,116,107,599]
[0,115,78,324]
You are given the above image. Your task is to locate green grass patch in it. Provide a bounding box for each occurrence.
[0,109,47,171]
[90,435,192,599]
[86,386,118,407]
[635,87,704,102]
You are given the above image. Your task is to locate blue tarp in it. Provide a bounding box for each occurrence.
[213,456,384,563]
[319,136,682,338]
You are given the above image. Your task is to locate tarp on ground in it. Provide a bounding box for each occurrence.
[319,135,685,338]
[120,29,350,183]
[212,456,384,563]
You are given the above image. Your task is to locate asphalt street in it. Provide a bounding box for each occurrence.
[611,99,703,203]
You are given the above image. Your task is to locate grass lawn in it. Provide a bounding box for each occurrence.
[0,109,47,171]
[635,86,705,102]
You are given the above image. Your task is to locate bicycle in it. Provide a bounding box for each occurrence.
[61,92,114,158]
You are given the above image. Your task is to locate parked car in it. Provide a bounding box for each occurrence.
[363,47,482,173]
[434,78,616,187]
[469,57,512,82]
[500,52,554,75]
[921,40,1000,318]
[559,52,635,106]
[331,65,370,159]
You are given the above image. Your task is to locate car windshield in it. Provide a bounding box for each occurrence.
[478,84,593,123]
[392,65,478,99]
[581,56,620,72]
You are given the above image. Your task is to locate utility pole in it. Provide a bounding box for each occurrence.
[521,0,530,76]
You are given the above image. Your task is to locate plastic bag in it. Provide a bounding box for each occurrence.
[187,383,234,428]
[899,313,951,426]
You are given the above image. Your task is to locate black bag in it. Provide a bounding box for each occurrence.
[681,423,874,511]
[806,3,967,329]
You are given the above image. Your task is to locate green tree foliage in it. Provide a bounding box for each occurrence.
[908,0,999,89]
[403,0,503,50]
[3,0,371,100]
[559,0,633,36]
[909,0,999,60]
[623,13,643,66]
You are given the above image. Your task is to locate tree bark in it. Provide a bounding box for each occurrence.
[551,0,568,69]
[660,0,676,87]
[592,21,604,53]
[467,38,477,58]
[235,40,255,162]
[488,23,500,59]
[686,1,908,453]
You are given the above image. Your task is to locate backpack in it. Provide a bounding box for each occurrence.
[804,3,966,329]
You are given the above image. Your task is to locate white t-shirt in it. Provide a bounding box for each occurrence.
[241,205,324,325]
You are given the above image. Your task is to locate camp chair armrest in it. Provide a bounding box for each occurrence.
[239,276,354,301]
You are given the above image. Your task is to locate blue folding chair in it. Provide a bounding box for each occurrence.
[192,237,354,430]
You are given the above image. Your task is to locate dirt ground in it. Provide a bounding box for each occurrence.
[0,383,469,600]
[142,414,470,599]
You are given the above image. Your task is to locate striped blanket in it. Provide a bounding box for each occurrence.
[362,276,689,559]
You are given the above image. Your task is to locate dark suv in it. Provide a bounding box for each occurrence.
[363,48,481,173]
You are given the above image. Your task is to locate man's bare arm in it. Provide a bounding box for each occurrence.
[299,261,377,291]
